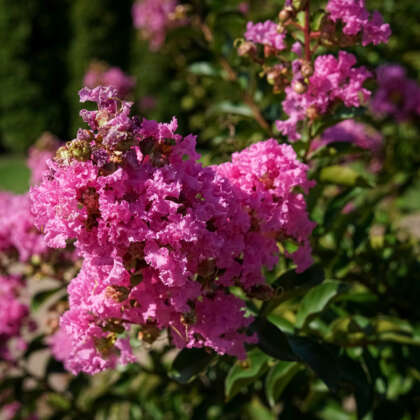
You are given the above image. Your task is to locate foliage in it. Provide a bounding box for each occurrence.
[0,0,420,419]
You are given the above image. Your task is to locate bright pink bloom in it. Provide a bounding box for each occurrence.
[27,132,61,185]
[245,20,286,51]
[371,64,420,121]
[84,63,135,99]
[0,193,48,262]
[31,87,315,374]
[0,275,30,361]
[276,52,372,141]
[326,0,391,46]
[132,0,186,50]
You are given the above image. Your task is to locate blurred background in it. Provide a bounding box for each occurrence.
[1,0,419,192]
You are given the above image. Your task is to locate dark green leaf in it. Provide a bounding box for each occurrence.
[208,101,254,118]
[295,281,350,329]
[24,334,47,358]
[265,361,301,407]
[225,349,270,400]
[31,287,63,311]
[320,165,373,188]
[170,348,214,384]
[251,318,297,361]
[188,62,220,77]
[262,264,325,314]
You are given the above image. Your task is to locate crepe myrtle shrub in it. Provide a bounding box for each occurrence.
[30,85,315,375]
[4,1,420,419]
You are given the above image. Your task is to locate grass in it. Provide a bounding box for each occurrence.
[0,155,30,193]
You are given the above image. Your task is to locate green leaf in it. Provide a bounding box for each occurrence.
[188,62,220,77]
[31,287,63,311]
[287,336,372,417]
[225,349,270,400]
[170,348,214,384]
[313,107,367,138]
[46,393,71,411]
[23,334,47,358]
[208,101,254,117]
[262,264,325,315]
[320,165,373,188]
[295,281,350,329]
[251,318,297,361]
[265,361,301,407]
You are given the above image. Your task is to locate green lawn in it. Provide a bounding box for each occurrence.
[0,155,30,193]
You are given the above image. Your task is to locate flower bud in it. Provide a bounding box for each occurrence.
[264,45,277,58]
[105,285,130,302]
[278,9,291,22]
[293,80,307,94]
[138,322,161,344]
[96,110,110,127]
[276,23,286,33]
[266,70,280,86]
[104,319,125,334]
[306,105,319,120]
[55,146,71,163]
[301,61,314,78]
[237,41,257,58]
[68,139,91,161]
[94,335,118,357]
[246,284,274,301]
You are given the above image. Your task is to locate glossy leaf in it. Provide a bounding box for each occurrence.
[262,264,325,315]
[320,165,374,188]
[295,281,350,329]
[265,361,301,407]
[170,348,214,384]
[31,287,63,311]
[225,349,270,400]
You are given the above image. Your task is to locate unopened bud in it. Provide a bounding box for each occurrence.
[94,335,118,358]
[276,23,286,33]
[197,258,216,278]
[68,139,91,161]
[264,45,277,58]
[105,285,130,302]
[293,80,307,94]
[180,311,197,325]
[306,105,319,120]
[247,284,274,301]
[278,9,291,22]
[96,110,110,127]
[130,273,143,287]
[266,71,277,85]
[237,41,257,58]
[139,137,155,156]
[137,323,161,344]
[55,146,71,163]
[301,61,314,78]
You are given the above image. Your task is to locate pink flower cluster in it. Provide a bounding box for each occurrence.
[371,64,420,121]
[0,275,29,361]
[326,0,391,46]
[276,51,372,141]
[0,402,38,420]
[132,0,186,51]
[31,86,315,375]
[27,132,61,185]
[84,62,135,99]
[0,193,48,262]
[244,20,286,51]
[310,119,383,171]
